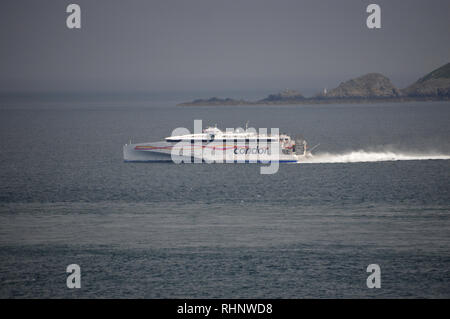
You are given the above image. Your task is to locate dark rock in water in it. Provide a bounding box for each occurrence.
[324,73,401,98]
[259,89,304,102]
[402,62,450,98]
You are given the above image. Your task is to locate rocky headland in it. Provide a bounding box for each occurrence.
[178,62,450,106]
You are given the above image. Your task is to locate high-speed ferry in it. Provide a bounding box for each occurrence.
[123,125,313,163]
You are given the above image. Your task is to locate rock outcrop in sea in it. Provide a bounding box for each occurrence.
[184,97,248,106]
[258,89,305,103]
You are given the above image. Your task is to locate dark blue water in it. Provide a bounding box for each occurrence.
[0,96,449,298]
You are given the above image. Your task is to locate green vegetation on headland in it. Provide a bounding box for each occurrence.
[178,62,450,106]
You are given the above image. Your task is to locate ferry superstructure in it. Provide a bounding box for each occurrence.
[123,125,311,163]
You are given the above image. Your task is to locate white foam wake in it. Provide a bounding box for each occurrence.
[300,150,450,164]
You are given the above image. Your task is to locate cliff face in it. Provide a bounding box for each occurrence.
[324,73,400,98]
[402,62,450,98]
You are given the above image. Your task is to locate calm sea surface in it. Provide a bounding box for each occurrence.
[0,95,449,298]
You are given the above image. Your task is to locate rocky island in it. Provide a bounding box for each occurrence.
[178,62,450,106]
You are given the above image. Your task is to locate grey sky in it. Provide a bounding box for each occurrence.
[1,0,449,95]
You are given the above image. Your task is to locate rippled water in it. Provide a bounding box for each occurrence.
[0,97,449,298]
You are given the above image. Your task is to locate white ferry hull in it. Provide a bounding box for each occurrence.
[123,142,299,163]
